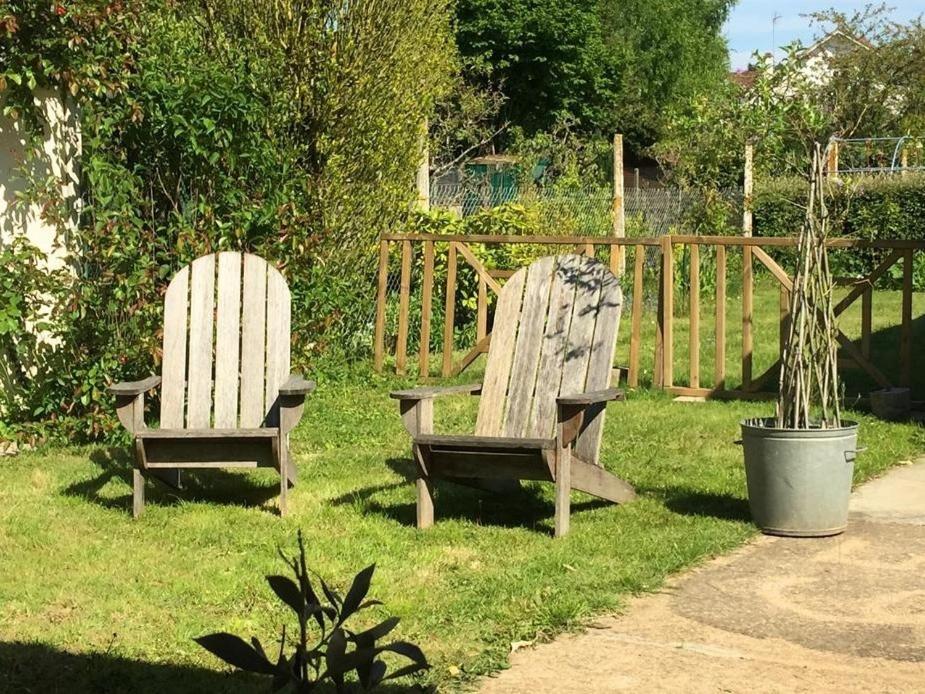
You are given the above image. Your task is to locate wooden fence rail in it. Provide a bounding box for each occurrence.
[374,233,925,400]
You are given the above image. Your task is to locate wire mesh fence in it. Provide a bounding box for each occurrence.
[429,183,743,237]
[833,136,925,174]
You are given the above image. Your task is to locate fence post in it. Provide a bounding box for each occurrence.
[901,249,913,387]
[714,244,727,390]
[612,133,625,275]
[689,243,700,389]
[743,143,753,236]
[659,235,674,388]
[418,240,434,378]
[395,240,413,375]
[373,238,389,372]
[628,244,643,388]
[442,242,457,377]
[827,140,839,176]
[742,144,754,391]
[417,119,430,211]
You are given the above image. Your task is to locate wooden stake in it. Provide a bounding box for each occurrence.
[612,134,625,274]
[689,244,700,389]
[417,120,430,211]
[743,143,753,236]
[373,239,389,372]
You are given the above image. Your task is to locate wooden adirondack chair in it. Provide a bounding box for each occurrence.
[391,254,635,537]
[108,252,314,518]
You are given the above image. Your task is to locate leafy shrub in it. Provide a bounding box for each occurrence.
[754,173,925,288]
[196,532,428,692]
[1,0,455,439]
[0,239,69,420]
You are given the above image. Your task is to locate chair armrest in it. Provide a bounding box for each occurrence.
[279,374,316,396]
[557,388,624,406]
[390,383,482,401]
[109,376,161,397]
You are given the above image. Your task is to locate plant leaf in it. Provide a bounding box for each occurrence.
[271,654,292,692]
[250,636,268,660]
[267,574,304,616]
[339,564,375,622]
[194,633,276,674]
[350,616,400,647]
[367,659,388,688]
[382,640,428,665]
[319,576,342,608]
[325,627,348,676]
[381,661,430,682]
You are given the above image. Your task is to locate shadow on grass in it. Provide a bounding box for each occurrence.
[640,485,752,523]
[0,641,426,693]
[330,457,609,534]
[841,312,924,402]
[61,447,279,514]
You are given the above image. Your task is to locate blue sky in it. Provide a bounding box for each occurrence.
[725,1,923,70]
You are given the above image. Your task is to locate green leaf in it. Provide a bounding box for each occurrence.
[324,627,348,676]
[194,633,276,674]
[339,564,375,622]
[382,640,428,665]
[266,574,304,616]
[350,616,399,647]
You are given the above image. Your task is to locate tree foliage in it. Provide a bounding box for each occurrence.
[0,0,455,439]
[653,5,925,189]
[452,0,733,149]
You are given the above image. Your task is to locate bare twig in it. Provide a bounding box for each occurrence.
[777,144,841,429]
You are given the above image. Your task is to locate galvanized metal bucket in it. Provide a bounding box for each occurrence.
[740,418,860,537]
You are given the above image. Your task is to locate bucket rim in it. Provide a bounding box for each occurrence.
[740,417,859,434]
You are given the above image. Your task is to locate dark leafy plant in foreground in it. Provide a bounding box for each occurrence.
[195,532,428,692]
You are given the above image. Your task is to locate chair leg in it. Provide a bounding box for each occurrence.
[133,469,145,519]
[279,469,288,517]
[554,445,571,538]
[413,443,434,529]
[416,477,434,529]
[275,436,288,517]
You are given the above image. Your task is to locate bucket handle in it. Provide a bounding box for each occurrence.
[845,447,867,463]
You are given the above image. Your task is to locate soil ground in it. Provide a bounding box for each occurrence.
[480,459,925,693]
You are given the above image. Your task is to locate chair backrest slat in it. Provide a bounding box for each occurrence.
[159,252,290,430]
[503,257,556,438]
[186,255,216,428]
[214,252,242,428]
[575,267,623,462]
[264,268,291,427]
[527,256,580,439]
[474,270,526,436]
[477,255,623,465]
[239,254,269,427]
[160,266,189,429]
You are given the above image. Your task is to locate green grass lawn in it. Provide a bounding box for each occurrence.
[1,372,923,691]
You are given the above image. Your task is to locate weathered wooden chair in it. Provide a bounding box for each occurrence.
[391,254,635,537]
[109,252,314,518]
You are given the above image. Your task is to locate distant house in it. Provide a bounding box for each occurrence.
[795,29,871,87]
[729,28,872,90]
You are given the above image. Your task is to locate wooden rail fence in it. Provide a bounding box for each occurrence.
[374,233,924,400]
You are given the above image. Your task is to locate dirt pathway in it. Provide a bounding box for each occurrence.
[480,460,925,693]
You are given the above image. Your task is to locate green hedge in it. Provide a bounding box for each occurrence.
[754,174,925,288]
[755,173,925,239]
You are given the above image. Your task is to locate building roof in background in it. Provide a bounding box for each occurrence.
[729,69,757,88]
[728,29,871,89]
[800,28,872,59]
